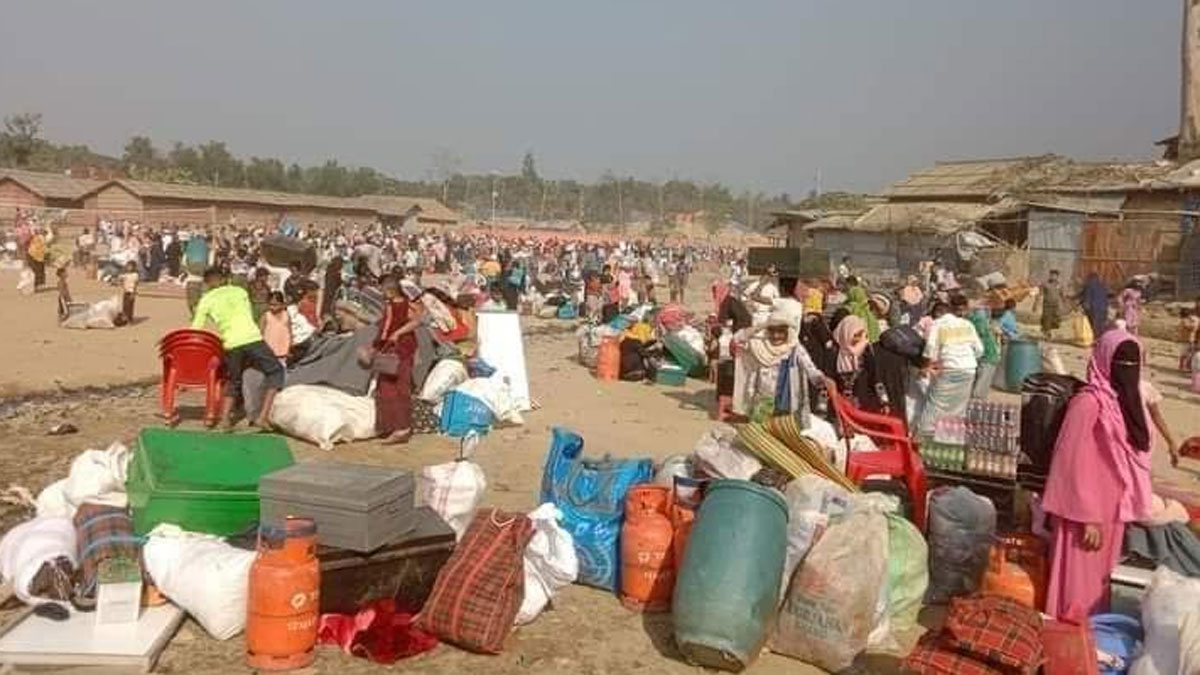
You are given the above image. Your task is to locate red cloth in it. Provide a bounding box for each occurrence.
[415,508,533,654]
[318,600,438,664]
[298,297,319,328]
[943,596,1044,674]
[903,634,1007,675]
[655,303,691,333]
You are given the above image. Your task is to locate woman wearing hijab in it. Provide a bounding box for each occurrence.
[1042,328,1153,621]
[1080,273,1110,339]
[732,307,825,424]
[845,277,880,342]
[969,307,1002,398]
[834,315,885,412]
[1120,281,1143,335]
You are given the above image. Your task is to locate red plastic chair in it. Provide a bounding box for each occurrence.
[825,379,928,530]
[158,329,225,426]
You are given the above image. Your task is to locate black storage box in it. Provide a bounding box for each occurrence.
[317,506,456,614]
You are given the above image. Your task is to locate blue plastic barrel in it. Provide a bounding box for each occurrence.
[1004,339,1042,393]
[672,479,787,672]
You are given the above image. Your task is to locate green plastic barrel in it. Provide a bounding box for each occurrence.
[1004,339,1042,393]
[672,479,788,672]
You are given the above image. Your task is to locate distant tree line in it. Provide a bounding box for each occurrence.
[0,112,866,231]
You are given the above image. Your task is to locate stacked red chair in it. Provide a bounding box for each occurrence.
[824,379,928,530]
[158,329,225,426]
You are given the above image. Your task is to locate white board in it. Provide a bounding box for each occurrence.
[476,310,532,411]
[0,603,185,672]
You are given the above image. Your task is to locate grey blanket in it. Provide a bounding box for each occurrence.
[1124,523,1200,577]
[242,326,376,419]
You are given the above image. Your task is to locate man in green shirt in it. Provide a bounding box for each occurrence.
[192,267,284,429]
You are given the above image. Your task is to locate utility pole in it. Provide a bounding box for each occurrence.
[490,173,498,225]
[1181,0,1200,160]
[617,179,624,227]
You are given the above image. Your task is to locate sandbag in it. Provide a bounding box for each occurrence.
[16,268,34,295]
[0,517,76,607]
[1179,606,1200,675]
[1090,613,1143,675]
[692,425,762,480]
[515,504,578,625]
[418,457,487,540]
[269,384,376,451]
[61,295,121,330]
[452,376,524,425]
[885,512,929,636]
[771,498,890,671]
[419,360,468,403]
[1131,566,1200,675]
[1041,346,1067,376]
[35,442,131,519]
[925,486,996,604]
[142,525,254,640]
[778,474,852,600]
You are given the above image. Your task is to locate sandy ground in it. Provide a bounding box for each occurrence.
[1,267,1200,674]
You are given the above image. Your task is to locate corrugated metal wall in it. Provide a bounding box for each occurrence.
[1026,210,1082,284]
[810,230,948,282]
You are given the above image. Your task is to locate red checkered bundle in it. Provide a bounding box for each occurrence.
[415,508,533,654]
[904,596,1044,675]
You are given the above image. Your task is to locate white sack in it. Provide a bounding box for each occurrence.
[515,504,579,625]
[453,376,525,425]
[418,460,487,540]
[778,474,852,601]
[142,525,255,640]
[269,384,376,451]
[419,360,468,403]
[61,295,122,330]
[0,517,77,607]
[36,442,130,519]
[16,268,34,296]
[692,425,761,480]
[1131,566,1200,675]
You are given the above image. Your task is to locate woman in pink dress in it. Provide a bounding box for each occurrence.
[1042,328,1153,621]
[1120,282,1143,335]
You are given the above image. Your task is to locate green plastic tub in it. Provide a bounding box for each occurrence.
[656,363,688,387]
[127,428,295,536]
[662,332,705,376]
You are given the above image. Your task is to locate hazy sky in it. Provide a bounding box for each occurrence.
[0,1,1183,194]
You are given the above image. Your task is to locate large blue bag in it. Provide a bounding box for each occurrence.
[539,427,653,591]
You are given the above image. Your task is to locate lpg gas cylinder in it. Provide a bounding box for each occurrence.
[620,485,675,612]
[246,517,320,670]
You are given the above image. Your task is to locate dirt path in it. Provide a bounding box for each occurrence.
[2,270,1200,674]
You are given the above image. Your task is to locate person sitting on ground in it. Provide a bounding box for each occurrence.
[120,261,140,326]
[480,282,508,311]
[260,291,292,366]
[191,266,283,429]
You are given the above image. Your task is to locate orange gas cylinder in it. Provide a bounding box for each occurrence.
[982,533,1047,611]
[596,335,621,381]
[246,518,320,671]
[620,485,675,612]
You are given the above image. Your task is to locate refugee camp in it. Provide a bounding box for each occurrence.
[6,2,1200,674]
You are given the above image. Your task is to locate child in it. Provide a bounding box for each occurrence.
[120,261,140,325]
[260,291,292,366]
[56,266,72,323]
[297,285,320,329]
[1180,308,1199,371]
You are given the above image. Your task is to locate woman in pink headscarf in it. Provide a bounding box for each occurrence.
[1041,328,1153,621]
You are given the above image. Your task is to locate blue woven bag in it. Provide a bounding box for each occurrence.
[539,427,653,591]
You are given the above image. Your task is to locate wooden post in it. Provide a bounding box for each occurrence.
[1181,0,1200,161]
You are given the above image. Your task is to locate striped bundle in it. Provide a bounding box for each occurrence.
[736,418,858,493]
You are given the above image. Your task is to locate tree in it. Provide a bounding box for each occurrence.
[122,136,159,171]
[195,141,241,186]
[1,113,43,167]
[521,150,539,183]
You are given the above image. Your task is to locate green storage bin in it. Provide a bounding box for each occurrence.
[662,332,705,375]
[127,428,295,536]
[656,363,688,386]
